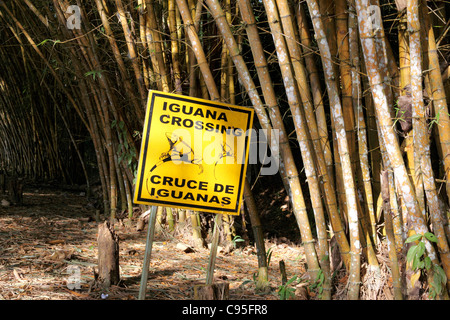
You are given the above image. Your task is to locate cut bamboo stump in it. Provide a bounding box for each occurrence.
[193,283,230,300]
[97,221,120,289]
[279,260,287,285]
[0,172,5,194]
[7,177,23,205]
[192,214,229,300]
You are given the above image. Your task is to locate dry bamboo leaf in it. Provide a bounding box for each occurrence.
[294,283,308,300]
[176,243,195,253]
[410,271,421,288]
[384,287,394,300]
[339,274,349,284]
[13,268,25,282]
[47,239,65,245]
[45,249,74,261]
[62,287,89,298]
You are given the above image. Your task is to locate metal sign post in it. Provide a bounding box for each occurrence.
[206,213,222,285]
[138,205,158,300]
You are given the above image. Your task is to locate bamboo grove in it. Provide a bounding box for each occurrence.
[1,0,450,300]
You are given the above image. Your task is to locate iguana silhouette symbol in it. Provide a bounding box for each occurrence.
[213,142,236,179]
[149,132,203,174]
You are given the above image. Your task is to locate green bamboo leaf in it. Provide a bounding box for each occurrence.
[434,265,447,283]
[412,254,420,270]
[424,257,432,270]
[286,275,298,286]
[407,245,418,262]
[37,39,51,46]
[432,274,442,295]
[241,279,253,287]
[405,233,423,243]
[416,241,425,258]
[37,39,60,46]
[417,260,424,270]
[423,232,438,243]
[84,69,105,80]
[429,290,437,300]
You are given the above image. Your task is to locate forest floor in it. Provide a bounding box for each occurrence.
[0,185,324,301]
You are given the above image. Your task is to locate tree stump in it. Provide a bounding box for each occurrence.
[193,283,229,300]
[0,172,6,194]
[97,221,120,289]
[7,177,23,205]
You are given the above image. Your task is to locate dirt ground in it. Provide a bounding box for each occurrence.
[0,186,311,300]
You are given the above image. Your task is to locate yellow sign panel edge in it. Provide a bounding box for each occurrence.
[133,90,254,215]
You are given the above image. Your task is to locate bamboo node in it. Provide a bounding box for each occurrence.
[347,280,363,286]
[285,173,300,180]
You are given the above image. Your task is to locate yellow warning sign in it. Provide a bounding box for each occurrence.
[133,90,254,215]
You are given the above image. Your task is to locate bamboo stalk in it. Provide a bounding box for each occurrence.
[0,2,89,131]
[397,10,415,251]
[176,0,220,100]
[296,6,352,267]
[335,0,357,174]
[166,207,175,232]
[169,0,183,93]
[190,210,204,248]
[349,2,377,246]
[138,0,152,90]
[355,0,423,233]
[296,4,334,185]
[57,1,122,221]
[94,0,144,121]
[420,1,450,208]
[272,0,332,298]
[146,0,171,92]
[410,0,450,289]
[228,2,235,105]
[381,170,403,299]
[206,214,222,285]
[220,0,230,103]
[2,1,102,189]
[353,0,443,299]
[243,179,269,290]
[318,0,338,77]
[187,0,199,97]
[22,0,49,28]
[306,0,361,299]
